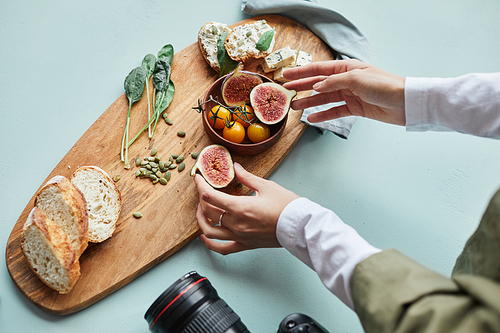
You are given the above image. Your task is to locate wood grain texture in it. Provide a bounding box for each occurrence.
[5,15,333,315]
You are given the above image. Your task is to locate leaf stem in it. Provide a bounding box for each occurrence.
[121,100,133,164]
[146,79,151,137]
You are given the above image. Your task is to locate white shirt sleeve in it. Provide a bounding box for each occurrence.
[276,197,381,310]
[405,73,500,138]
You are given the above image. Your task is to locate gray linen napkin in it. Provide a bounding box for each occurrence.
[241,0,379,138]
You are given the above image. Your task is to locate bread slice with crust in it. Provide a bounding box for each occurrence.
[198,21,232,73]
[34,175,88,258]
[225,19,276,63]
[21,207,81,294]
[71,166,122,243]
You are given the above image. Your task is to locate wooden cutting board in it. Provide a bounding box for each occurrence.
[5,15,334,315]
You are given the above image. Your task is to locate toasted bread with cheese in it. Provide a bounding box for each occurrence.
[198,21,232,73]
[21,207,81,294]
[34,175,88,258]
[71,166,122,243]
[225,19,276,63]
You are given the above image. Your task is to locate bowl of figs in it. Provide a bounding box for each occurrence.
[200,66,296,156]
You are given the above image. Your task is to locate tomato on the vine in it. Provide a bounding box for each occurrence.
[247,123,271,143]
[232,105,255,128]
[223,121,246,144]
[209,105,231,129]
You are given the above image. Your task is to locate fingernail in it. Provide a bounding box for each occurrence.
[312,82,322,90]
[234,162,243,170]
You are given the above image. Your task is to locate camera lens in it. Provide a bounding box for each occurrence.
[145,271,250,333]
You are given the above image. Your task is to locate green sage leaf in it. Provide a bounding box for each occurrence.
[256,27,275,51]
[157,44,174,66]
[153,60,171,92]
[142,54,156,77]
[217,32,238,77]
[124,66,147,103]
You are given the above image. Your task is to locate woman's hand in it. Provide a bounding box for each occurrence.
[283,59,406,126]
[193,163,300,255]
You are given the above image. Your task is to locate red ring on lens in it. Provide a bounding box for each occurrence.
[150,277,208,330]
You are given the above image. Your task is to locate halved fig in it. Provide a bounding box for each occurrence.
[190,144,235,188]
[250,82,296,125]
[222,65,263,106]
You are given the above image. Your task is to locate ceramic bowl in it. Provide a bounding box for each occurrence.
[201,73,288,156]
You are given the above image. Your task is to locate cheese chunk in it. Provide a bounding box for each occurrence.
[274,50,313,83]
[274,65,296,83]
[296,50,312,67]
[261,46,297,73]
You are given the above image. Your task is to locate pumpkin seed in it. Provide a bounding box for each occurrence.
[159,178,167,185]
[113,174,121,182]
[159,161,165,169]
[124,164,131,170]
[169,156,174,163]
[176,155,184,163]
[141,161,149,166]
[152,178,159,184]
[165,118,173,125]
[149,161,158,168]
[162,112,168,119]
[133,212,142,218]
[169,163,177,169]
[191,152,199,159]
[135,170,141,177]
[164,171,171,181]
[171,154,179,159]
[152,167,158,172]
[246,30,252,37]
[135,157,142,167]
[155,156,161,162]
[147,157,156,162]
[151,148,157,156]
[177,131,186,137]
[155,171,162,178]
[146,164,152,170]
[178,162,185,172]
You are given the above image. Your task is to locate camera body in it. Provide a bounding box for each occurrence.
[278,313,330,333]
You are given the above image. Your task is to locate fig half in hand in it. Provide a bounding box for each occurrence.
[191,144,235,188]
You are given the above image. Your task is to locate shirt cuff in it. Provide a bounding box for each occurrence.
[277,197,381,310]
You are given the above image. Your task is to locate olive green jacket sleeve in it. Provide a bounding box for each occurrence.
[351,189,500,333]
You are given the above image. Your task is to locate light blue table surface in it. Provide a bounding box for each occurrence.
[1,1,500,332]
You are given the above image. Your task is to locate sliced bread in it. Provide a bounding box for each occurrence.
[225,20,276,63]
[34,175,88,257]
[71,166,122,243]
[21,207,81,294]
[198,21,232,73]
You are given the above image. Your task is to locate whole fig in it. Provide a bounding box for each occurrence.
[250,82,296,125]
[221,65,263,107]
[190,144,235,188]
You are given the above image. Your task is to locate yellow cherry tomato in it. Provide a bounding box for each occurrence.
[209,105,231,129]
[247,123,271,143]
[232,105,255,128]
[223,121,246,144]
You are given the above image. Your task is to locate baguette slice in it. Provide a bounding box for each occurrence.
[21,207,81,294]
[35,175,88,258]
[71,166,122,243]
[225,20,276,63]
[198,21,232,72]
